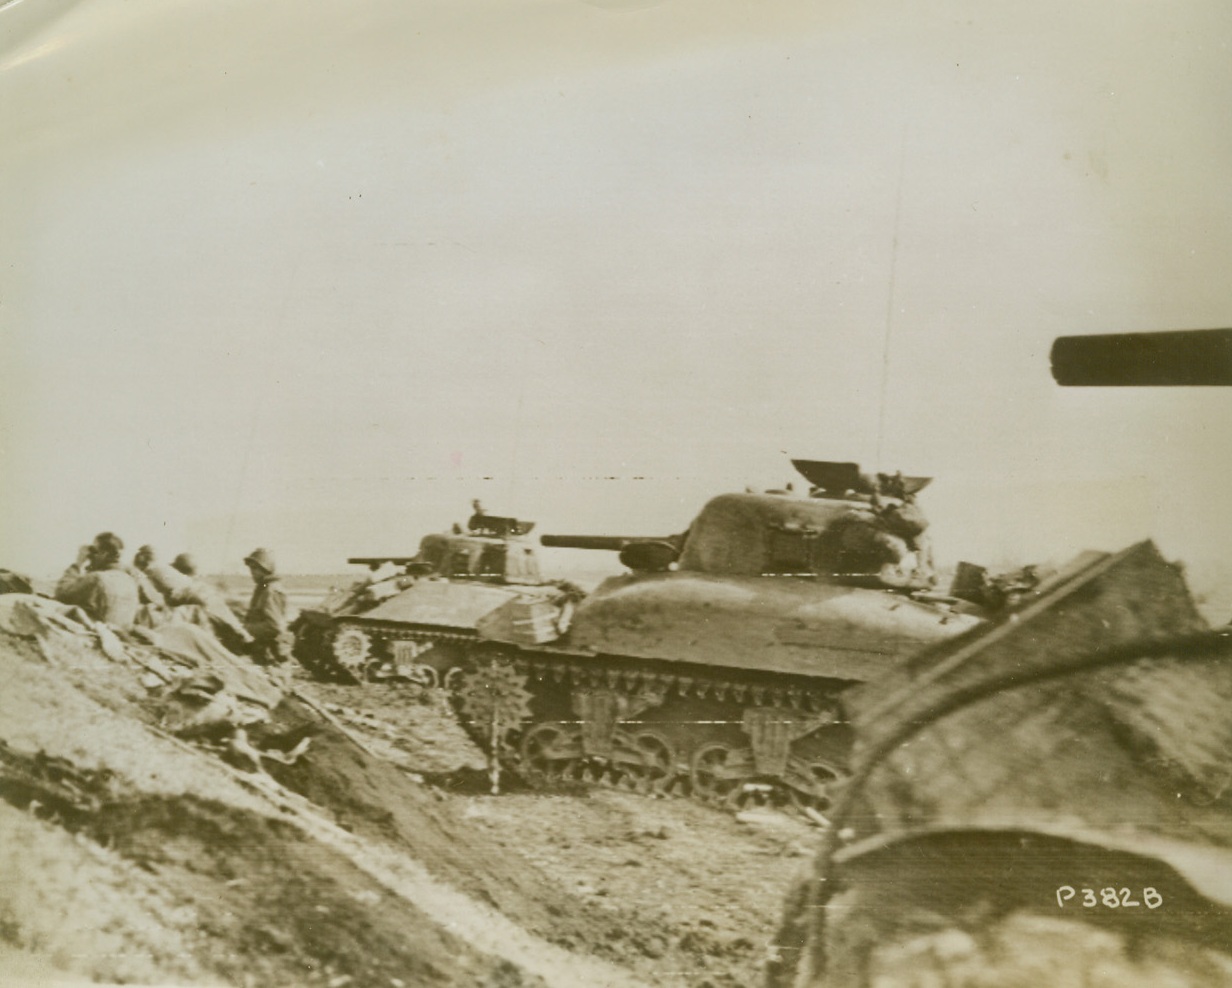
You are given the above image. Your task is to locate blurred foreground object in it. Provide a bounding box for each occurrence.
[1051,328,1232,386]
[768,541,1232,986]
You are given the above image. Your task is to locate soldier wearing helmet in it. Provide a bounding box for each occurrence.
[243,547,292,666]
[56,532,141,629]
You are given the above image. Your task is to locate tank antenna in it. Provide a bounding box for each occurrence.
[874,123,909,471]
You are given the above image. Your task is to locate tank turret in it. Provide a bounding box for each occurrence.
[292,507,573,683]
[544,460,936,589]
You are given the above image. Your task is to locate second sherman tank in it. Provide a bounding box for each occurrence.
[292,501,582,684]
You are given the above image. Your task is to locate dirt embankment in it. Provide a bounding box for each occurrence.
[0,613,813,988]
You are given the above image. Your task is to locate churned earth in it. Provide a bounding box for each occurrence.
[0,617,816,988]
[303,677,820,984]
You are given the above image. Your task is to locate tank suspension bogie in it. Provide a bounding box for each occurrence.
[690,743,755,805]
[741,707,832,776]
[616,730,676,794]
[403,664,439,688]
[781,756,843,813]
[681,727,846,810]
[501,649,856,810]
[519,722,585,782]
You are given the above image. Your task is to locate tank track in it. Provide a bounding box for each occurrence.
[295,617,479,684]
[502,651,851,815]
[296,618,852,814]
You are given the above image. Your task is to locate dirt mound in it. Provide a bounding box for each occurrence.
[0,625,554,986]
[295,680,486,772]
[0,608,815,987]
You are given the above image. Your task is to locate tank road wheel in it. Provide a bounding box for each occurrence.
[519,723,584,785]
[331,626,376,683]
[404,663,439,688]
[621,731,676,795]
[784,759,843,818]
[691,742,753,806]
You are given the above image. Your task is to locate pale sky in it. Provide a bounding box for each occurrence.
[2,0,1230,607]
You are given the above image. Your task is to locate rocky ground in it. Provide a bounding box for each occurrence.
[6,584,1232,988]
[0,611,815,988]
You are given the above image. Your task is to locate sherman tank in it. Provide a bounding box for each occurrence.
[472,460,1004,810]
[292,502,582,685]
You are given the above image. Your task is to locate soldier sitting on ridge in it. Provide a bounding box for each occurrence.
[124,547,168,610]
[136,545,253,651]
[56,532,141,630]
[134,544,192,601]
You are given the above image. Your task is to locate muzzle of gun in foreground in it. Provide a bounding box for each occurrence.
[1051,328,1232,386]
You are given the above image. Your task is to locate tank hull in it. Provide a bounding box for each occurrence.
[480,572,977,807]
[297,577,564,685]
[557,571,980,680]
[295,567,981,809]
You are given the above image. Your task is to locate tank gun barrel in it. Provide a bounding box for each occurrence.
[541,533,684,573]
[540,534,665,551]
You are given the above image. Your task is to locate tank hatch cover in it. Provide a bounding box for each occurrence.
[791,459,931,498]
